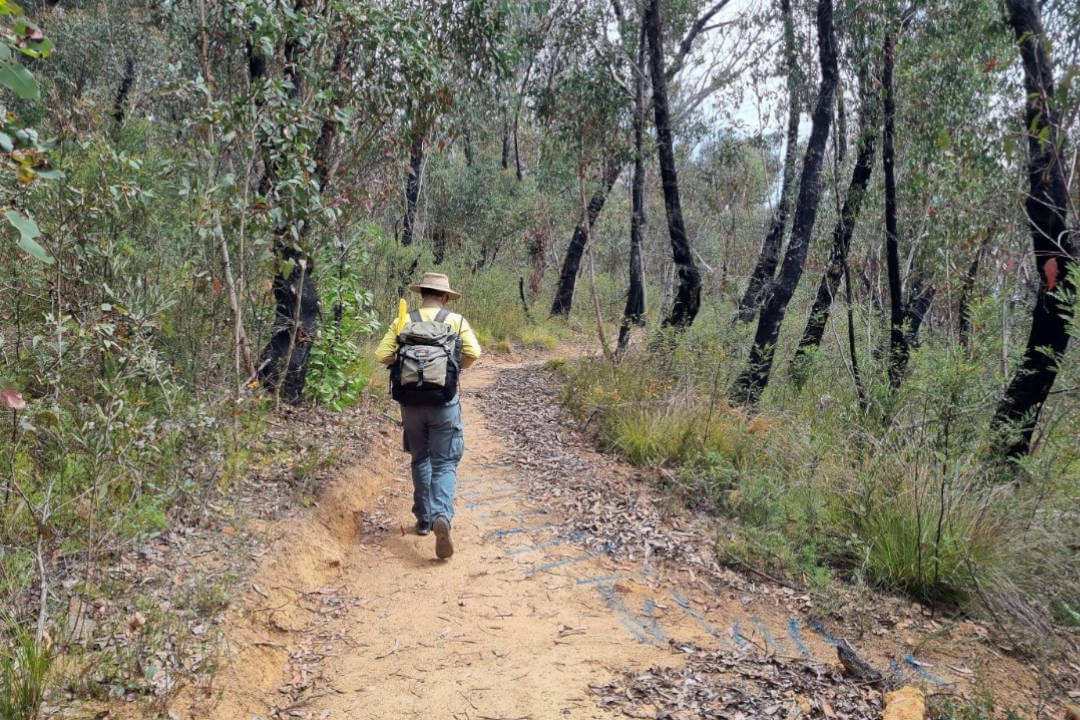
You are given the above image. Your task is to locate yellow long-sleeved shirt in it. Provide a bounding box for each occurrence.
[375,304,482,365]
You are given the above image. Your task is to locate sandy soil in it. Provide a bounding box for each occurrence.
[164,354,1053,720]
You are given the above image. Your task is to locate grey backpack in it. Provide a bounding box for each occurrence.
[390,309,462,405]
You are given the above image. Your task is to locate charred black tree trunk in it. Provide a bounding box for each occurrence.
[260,254,319,403]
[737,0,801,322]
[883,31,908,389]
[791,63,880,378]
[644,0,701,328]
[992,0,1076,460]
[550,158,622,316]
[903,281,935,348]
[462,120,474,167]
[514,129,523,180]
[256,19,347,404]
[834,80,847,164]
[501,115,512,170]
[401,133,424,246]
[618,26,649,353]
[731,0,837,404]
[844,260,867,406]
[111,57,135,124]
[958,230,992,346]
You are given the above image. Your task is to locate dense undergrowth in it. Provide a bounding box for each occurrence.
[558,299,1080,637]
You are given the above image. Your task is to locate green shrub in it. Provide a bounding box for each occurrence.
[306,228,383,410]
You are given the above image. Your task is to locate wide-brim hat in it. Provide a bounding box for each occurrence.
[410,272,461,299]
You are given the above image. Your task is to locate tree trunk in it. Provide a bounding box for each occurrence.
[259,253,319,404]
[958,229,992,346]
[736,0,800,322]
[618,25,649,354]
[514,126,524,180]
[462,120,474,167]
[111,57,135,125]
[883,30,908,389]
[992,0,1076,459]
[644,0,701,328]
[256,10,346,404]
[791,61,879,377]
[844,260,867,406]
[834,79,847,164]
[402,133,424,246]
[501,115,512,170]
[550,158,622,316]
[731,0,837,405]
[903,280,935,348]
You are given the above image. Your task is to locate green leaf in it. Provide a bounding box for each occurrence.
[0,131,11,152]
[20,38,53,59]
[0,61,37,99]
[4,209,52,264]
[34,168,64,180]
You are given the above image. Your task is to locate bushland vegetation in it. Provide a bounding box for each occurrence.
[0,0,1076,714]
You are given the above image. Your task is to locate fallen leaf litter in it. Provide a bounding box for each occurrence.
[591,642,885,720]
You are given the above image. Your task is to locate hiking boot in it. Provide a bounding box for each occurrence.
[432,516,453,559]
[416,520,432,536]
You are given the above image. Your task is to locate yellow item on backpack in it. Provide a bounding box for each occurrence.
[395,298,408,334]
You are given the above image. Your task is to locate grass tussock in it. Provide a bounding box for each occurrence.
[1,616,51,720]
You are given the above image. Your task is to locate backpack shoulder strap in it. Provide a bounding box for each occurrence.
[409,310,422,323]
[434,308,450,324]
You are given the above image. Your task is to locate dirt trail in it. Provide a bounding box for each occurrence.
[170,354,1044,720]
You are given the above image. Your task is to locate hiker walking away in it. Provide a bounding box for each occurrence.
[377,273,482,559]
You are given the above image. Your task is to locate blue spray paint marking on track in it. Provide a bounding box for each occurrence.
[505,532,583,556]
[641,598,669,644]
[489,523,559,539]
[460,484,518,499]
[457,477,492,485]
[807,617,840,647]
[751,616,782,654]
[889,660,914,683]
[479,508,550,521]
[506,537,570,556]
[787,618,812,658]
[458,476,520,488]
[669,590,726,642]
[466,493,520,510]
[523,553,592,576]
[597,585,662,646]
[523,544,612,576]
[904,656,945,685]
[730,620,747,647]
[576,573,626,586]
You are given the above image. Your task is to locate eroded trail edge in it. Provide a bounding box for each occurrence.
[171,355,1043,720]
